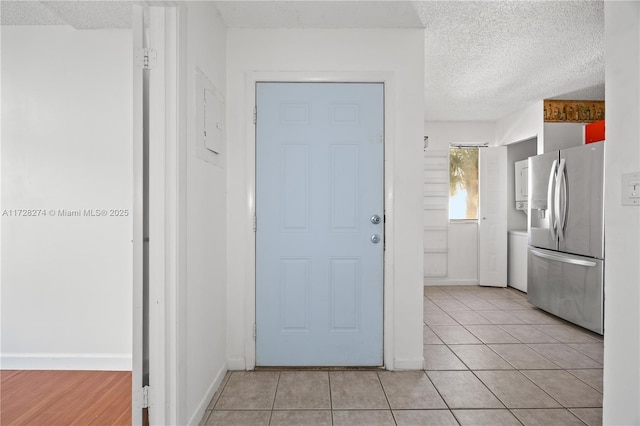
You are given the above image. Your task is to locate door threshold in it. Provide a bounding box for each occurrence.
[254,366,385,371]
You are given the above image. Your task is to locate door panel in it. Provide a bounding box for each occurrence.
[479,147,507,287]
[256,82,384,366]
[528,151,559,250]
[559,142,604,258]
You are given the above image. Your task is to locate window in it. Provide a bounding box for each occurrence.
[449,147,479,220]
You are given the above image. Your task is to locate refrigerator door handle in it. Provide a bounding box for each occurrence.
[530,249,597,267]
[559,158,568,237]
[554,158,566,241]
[547,159,558,240]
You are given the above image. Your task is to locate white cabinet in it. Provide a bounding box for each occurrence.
[508,230,528,292]
[514,159,528,211]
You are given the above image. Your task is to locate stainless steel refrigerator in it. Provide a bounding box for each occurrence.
[527,141,604,334]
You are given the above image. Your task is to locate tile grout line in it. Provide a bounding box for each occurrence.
[519,369,604,410]
[443,342,473,371]
[267,371,281,425]
[421,370,458,424]
[566,344,605,363]
[210,370,232,411]
[207,286,600,424]
[451,297,558,407]
[506,408,527,426]
[523,341,603,370]
[447,292,601,371]
[564,369,605,395]
[430,290,600,421]
[328,370,334,426]
[428,289,575,417]
[374,371,398,425]
[426,286,604,413]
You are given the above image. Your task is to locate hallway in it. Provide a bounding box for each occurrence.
[200,286,602,425]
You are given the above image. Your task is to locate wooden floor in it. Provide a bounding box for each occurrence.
[1,370,131,425]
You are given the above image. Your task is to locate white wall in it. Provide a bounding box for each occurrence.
[603,2,640,424]
[227,29,425,370]
[425,121,496,149]
[180,3,228,424]
[543,122,585,152]
[1,26,133,370]
[495,100,544,152]
[423,121,495,286]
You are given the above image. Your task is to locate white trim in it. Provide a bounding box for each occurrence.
[131,6,145,425]
[186,363,227,426]
[131,5,181,425]
[0,353,132,371]
[227,357,247,371]
[175,4,189,424]
[393,357,424,371]
[424,279,479,286]
[147,6,181,426]
[244,71,396,370]
[148,7,168,425]
[160,6,182,425]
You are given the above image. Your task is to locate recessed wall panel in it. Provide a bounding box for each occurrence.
[282,145,309,231]
[331,145,359,231]
[424,170,447,182]
[280,258,310,331]
[423,208,448,225]
[423,196,448,209]
[423,155,448,170]
[331,103,359,124]
[424,229,448,251]
[281,103,310,125]
[424,182,448,196]
[424,252,448,277]
[330,258,360,331]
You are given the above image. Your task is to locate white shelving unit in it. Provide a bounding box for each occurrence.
[423,150,449,278]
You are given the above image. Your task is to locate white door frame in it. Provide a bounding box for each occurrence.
[243,71,397,370]
[132,4,183,425]
[132,6,144,424]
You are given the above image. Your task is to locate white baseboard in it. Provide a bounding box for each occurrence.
[226,357,246,370]
[187,363,228,426]
[391,357,424,371]
[0,353,132,371]
[424,279,478,287]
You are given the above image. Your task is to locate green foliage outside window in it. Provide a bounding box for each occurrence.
[449,147,479,220]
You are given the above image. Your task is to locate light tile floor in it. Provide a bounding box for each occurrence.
[200,285,603,425]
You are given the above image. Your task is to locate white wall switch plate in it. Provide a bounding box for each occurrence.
[622,172,640,206]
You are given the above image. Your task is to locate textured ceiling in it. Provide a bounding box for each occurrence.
[215,0,605,121]
[0,1,132,29]
[2,0,605,122]
[415,1,604,121]
[213,1,424,28]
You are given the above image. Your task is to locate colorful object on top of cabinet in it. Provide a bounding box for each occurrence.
[585,120,605,144]
[543,100,604,123]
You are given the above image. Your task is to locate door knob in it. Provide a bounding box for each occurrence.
[371,234,381,244]
[370,215,382,225]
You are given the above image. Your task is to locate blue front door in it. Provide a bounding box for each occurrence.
[255,82,384,366]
